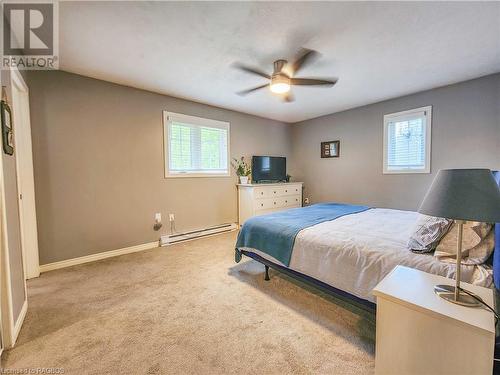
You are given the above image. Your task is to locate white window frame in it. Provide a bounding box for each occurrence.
[383,106,432,174]
[163,111,231,178]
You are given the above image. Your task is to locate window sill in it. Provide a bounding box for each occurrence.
[383,168,430,174]
[164,173,231,179]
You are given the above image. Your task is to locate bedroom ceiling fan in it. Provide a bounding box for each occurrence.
[234,48,337,102]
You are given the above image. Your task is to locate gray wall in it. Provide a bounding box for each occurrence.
[28,71,292,265]
[1,69,26,326]
[28,71,500,265]
[290,74,500,210]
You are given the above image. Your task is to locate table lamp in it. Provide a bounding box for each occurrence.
[418,169,500,307]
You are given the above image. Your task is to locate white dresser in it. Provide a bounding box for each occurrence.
[237,182,303,226]
[373,266,495,375]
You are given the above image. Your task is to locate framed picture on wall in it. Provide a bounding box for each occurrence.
[321,140,340,158]
[1,100,14,155]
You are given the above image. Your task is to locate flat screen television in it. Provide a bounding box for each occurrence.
[252,156,286,183]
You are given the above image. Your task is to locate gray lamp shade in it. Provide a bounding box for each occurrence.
[418,169,500,222]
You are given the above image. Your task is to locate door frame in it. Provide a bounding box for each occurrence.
[10,67,40,279]
[0,68,29,349]
[0,120,26,350]
[0,131,4,357]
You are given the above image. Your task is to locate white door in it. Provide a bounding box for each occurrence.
[10,69,40,279]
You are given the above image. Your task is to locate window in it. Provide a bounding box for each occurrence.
[164,111,230,177]
[383,106,432,174]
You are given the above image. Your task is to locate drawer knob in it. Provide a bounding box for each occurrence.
[274,191,276,194]
[285,190,288,192]
[261,203,264,207]
[296,199,298,201]
[261,192,264,195]
[274,202,276,205]
[285,200,288,203]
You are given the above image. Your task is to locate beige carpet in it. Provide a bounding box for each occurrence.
[2,231,375,374]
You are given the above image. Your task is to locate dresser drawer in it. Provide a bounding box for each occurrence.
[278,185,302,196]
[282,195,302,207]
[254,184,302,199]
[254,196,302,211]
[254,197,286,210]
[254,187,273,199]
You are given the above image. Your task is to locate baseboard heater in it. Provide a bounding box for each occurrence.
[160,223,238,246]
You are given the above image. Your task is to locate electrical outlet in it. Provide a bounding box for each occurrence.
[155,213,162,223]
[304,197,310,205]
[169,213,175,222]
[153,213,163,231]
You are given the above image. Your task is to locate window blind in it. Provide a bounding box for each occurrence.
[387,118,425,170]
[165,112,229,176]
[383,107,431,174]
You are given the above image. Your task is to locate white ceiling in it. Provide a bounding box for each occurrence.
[59,2,500,123]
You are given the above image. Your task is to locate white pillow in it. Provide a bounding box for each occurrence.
[407,215,453,253]
[434,222,494,265]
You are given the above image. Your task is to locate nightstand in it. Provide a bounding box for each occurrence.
[373,266,495,375]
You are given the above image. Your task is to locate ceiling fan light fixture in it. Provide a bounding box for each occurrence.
[270,82,290,94]
[270,74,291,94]
[234,49,337,100]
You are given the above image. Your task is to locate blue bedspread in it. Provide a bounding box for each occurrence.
[235,203,370,266]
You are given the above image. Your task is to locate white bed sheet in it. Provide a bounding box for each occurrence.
[243,208,491,302]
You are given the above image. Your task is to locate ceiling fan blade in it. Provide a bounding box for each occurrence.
[233,63,270,79]
[290,78,338,86]
[236,84,269,96]
[291,49,319,74]
[282,92,294,103]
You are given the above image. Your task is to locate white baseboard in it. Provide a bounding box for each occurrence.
[39,241,159,273]
[12,299,28,346]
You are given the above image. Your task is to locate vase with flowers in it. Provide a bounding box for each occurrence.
[231,157,251,184]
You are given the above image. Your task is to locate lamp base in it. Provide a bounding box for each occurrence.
[434,285,481,307]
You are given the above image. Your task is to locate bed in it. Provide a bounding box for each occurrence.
[235,171,500,309]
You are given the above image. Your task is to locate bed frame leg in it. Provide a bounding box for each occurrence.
[264,265,270,281]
